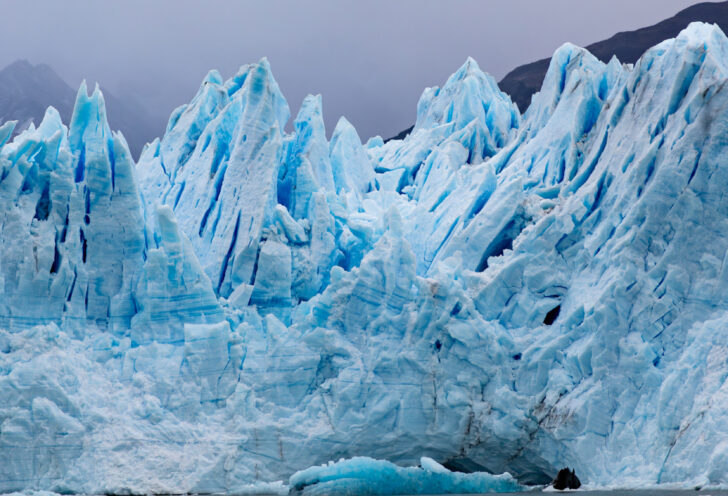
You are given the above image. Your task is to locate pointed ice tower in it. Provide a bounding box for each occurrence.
[329,116,375,197]
[414,57,521,162]
[365,59,525,275]
[279,94,335,219]
[0,82,223,338]
[137,58,291,299]
[488,43,627,195]
[368,57,521,198]
[0,83,150,332]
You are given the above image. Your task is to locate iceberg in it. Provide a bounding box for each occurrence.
[3,20,728,494]
[289,456,522,495]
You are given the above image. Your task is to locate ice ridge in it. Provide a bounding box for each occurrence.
[2,21,728,494]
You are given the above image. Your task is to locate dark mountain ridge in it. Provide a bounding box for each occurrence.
[385,1,728,142]
[0,59,157,158]
[499,1,728,111]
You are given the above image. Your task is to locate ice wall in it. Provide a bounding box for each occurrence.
[0,84,222,337]
[3,21,728,494]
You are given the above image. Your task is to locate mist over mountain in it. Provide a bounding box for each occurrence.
[0,59,157,158]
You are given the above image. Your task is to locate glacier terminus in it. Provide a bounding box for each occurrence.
[3,21,728,494]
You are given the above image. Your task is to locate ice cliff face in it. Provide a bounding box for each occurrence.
[0,83,223,339]
[3,21,728,493]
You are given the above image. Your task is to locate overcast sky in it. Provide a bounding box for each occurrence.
[0,0,703,140]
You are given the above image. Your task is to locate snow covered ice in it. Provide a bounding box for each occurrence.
[4,21,728,493]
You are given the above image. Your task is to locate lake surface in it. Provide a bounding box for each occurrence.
[403,492,728,496]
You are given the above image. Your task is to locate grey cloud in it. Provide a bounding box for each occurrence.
[0,0,700,141]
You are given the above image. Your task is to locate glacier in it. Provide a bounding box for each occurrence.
[288,456,522,495]
[2,20,728,493]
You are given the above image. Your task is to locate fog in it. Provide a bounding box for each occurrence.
[0,0,700,139]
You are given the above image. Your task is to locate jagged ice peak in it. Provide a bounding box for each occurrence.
[2,21,728,494]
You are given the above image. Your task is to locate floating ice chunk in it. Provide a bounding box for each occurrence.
[289,456,523,495]
[228,480,288,495]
